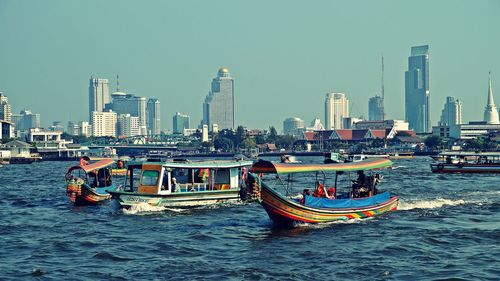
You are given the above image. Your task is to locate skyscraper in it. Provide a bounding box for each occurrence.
[12,109,40,131]
[173,112,190,134]
[117,114,140,137]
[325,93,349,129]
[147,98,161,135]
[112,94,147,135]
[89,76,110,121]
[483,72,499,124]
[405,45,430,133]
[368,95,384,121]
[439,97,462,126]
[203,67,234,131]
[0,92,12,122]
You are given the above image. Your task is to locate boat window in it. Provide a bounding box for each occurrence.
[141,170,160,186]
[172,169,189,184]
[214,169,230,184]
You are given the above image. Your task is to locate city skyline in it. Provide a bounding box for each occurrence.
[0,1,499,130]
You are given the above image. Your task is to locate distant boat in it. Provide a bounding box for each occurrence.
[107,159,253,208]
[64,159,116,205]
[431,151,500,173]
[246,158,398,226]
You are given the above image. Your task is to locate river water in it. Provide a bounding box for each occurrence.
[0,157,498,280]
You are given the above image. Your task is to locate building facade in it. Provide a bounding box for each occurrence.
[439,96,462,126]
[12,109,41,131]
[117,114,140,137]
[283,117,305,135]
[368,95,385,121]
[405,45,430,133]
[112,94,147,135]
[203,67,234,131]
[0,92,12,122]
[91,110,117,137]
[173,112,190,134]
[89,76,110,121]
[325,92,349,129]
[147,98,161,135]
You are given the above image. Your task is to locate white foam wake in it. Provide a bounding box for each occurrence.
[122,203,166,214]
[397,198,466,211]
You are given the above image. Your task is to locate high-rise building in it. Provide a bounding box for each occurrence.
[12,109,40,131]
[112,94,147,135]
[203,67,234,131]
[117,114,140,137]
[439,97,462,126]
[0,92,12,122]
[369,95,385,121]
[405,45,430,133]
[173,112,190,134]
[91,110,117,137]
[89,76,110,121]
[483,72,499,124]
[147,98,161,135]
[325,93,349,129]
[283,117,305,135]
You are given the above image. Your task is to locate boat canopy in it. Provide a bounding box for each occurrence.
[130,160,254,169]
[439,151,500,157]
[81,158,115,173]
[250,158,392,174]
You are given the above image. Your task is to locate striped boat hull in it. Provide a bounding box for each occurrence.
[259,182,398,226]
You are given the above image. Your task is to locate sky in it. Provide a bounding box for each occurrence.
[0,0,499,131]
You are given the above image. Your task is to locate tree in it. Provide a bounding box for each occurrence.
[268,126,278,143]
[275,135,296,150]
[213,136,234,152]
[240,138,256,149]
[424,135,442,150]
[234,126,246,147]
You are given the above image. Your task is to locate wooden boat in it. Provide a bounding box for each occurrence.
[107,159,253,208]
[247,158,398,226]
[430,151,500,173]
[65,159,116,205]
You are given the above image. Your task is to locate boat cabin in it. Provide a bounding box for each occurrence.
[437,151,500,164]
[121,160,254,195]
[65,158,115,188]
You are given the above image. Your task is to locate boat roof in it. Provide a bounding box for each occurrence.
[128,159,254,169]
[81,158,115,172]
[439,151,500,157]
[250,158,392,174]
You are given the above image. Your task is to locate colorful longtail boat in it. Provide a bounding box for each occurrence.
[65,159,116,205]
[247,158,398,226]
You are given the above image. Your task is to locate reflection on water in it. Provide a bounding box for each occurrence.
[0,157,499,280]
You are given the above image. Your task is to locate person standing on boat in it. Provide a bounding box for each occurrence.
[352,170,368,198]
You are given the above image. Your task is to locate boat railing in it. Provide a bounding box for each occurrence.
[176,183,232,192]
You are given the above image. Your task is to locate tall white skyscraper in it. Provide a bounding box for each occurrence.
[147,98,161,135]
[325,93,349,129]
[483,72,499,124]
[0,92,12,122]
[439,97,462,126]
[91,110,117,137]
[203,67,234,131]
[89,76,110,121]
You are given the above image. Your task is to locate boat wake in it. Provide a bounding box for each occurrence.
[122,203,186,215]
[295,217,374,229]
[397,198,466,211]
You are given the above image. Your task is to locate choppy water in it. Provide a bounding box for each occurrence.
[0,157,499,280]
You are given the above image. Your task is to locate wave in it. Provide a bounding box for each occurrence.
[123,203,174,215]
[294,217,374,229]
[398,198,466,210]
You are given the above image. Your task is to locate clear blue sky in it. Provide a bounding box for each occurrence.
[1,0,499,130]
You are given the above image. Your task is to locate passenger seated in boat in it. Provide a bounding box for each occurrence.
[326,187,336,199]
[312,181,326,197]
[352,170,368,198]
[171,177,180,192]
[300,189,312,204]
[280,154,291,163]
[88,171,97,188]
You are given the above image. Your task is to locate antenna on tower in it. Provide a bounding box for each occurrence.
[116,74,120,92]
[381,55,385,120]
